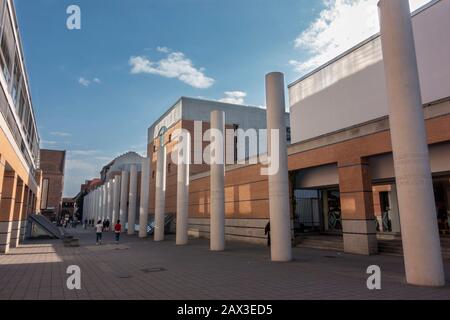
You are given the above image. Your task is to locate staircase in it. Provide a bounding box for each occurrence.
[295,233,450,260]
[378,237,450,260]
[295,234,343,252]
[26,214,67,239]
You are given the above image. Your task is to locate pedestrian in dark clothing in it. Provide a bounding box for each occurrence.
[265,222,271,247]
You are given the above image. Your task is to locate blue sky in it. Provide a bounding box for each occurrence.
[13,0,430,196]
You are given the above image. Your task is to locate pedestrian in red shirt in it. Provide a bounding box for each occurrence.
[114,220,122,244]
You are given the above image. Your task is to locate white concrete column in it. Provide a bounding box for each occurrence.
[90,191,94,222]
[89,192,94,222]
[83,193,91,219]
[88,193,92,220]
[154,145,167,242]
[97,188,102,221]
[102,184,107,220]
[265,72,292,262]
[112,176,121,225]
[378,0,444,286]
[139,158,151,238]
[120,171,129,233]
[107,181,113,222]
[128,164,138,235]
[176,130,191,245]
[87,193,91,221]
[95,189,100,221]
[91,192,95,220]
[210,110,226,251]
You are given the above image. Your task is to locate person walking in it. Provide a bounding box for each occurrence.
[264,222,271,247]
[105,218,110,232]
[114,220,122,244]
[95,220,103,245]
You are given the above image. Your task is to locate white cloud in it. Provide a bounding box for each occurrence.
[78,77,101,87]
[290,0,432,74]
[129,51,215,89]
[157,46,170,53]
[50,131,71,137]
[41,140,58,146]
[219,91,247,105]
[78,77,90,87]
[65,158,98,172]
[68,150,99,156]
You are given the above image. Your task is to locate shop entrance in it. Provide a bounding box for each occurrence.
[433,176,450,236]
[293,188,342,234]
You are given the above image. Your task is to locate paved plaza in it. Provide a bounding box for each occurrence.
[0,228,449,300]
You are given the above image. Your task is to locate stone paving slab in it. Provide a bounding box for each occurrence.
[0,228,449,300]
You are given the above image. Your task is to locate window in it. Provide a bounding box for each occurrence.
[0,34,11,82]
[0,11,14,85]
[17,91,25,119]
[40,179,49,210]
[10,53,21,104]
[286,127,291,144]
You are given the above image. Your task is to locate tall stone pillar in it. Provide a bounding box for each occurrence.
[210,110,225,251]
[107,181,113,222]
[120,171,129,233]
[92,189,98,224]
[139,158,150,238]
[128,164,138,235]
[91,192,95,221]
[265,72,292,262]
[10,181,26,248]
[112,175,121,225]
[99,188,103,221]
[0,171,18,254]
[102,184,107,220]
[96,189,100,221]
[154,145,167,242]
[96,189,99,220]
[339,158,377,255]
[86,194,91,222]
[176,130,191,245]
[378,0,445,286]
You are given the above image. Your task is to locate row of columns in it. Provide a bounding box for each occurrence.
[82,1,445,286]
[147,72,292,260]
[83,162,146,236]
[0,154,38,254]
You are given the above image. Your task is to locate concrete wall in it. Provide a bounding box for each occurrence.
[148,97,290,162]
[105,152,144,180]
[289,0,450,143]
[39,150,65,217]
